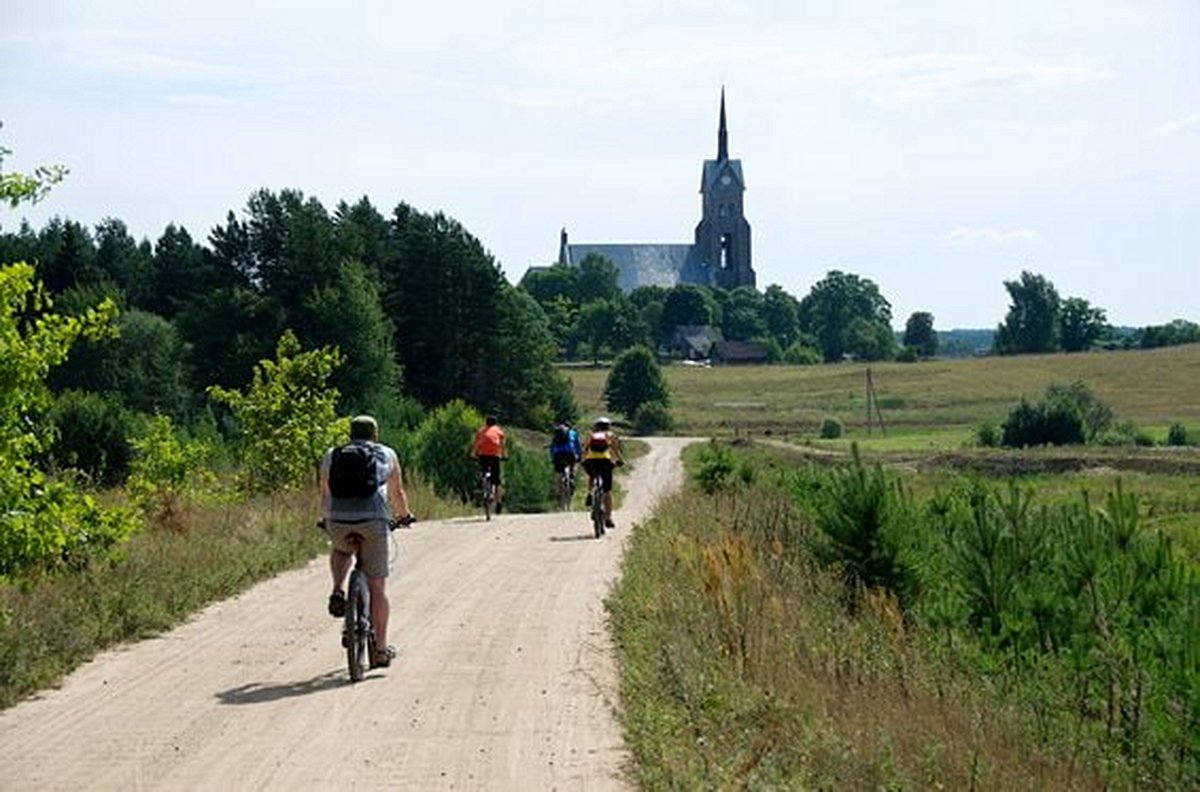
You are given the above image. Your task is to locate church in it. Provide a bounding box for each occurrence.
[554,90,756,293]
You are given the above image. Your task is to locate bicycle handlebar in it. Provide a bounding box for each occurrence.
[318,515,416,531]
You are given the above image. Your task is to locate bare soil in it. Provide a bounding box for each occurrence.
[0,437,698,790]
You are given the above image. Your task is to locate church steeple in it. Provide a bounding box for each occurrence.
[717,87,728,161]
[696,86,754,290]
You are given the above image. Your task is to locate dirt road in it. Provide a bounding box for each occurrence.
[0,437,697,790]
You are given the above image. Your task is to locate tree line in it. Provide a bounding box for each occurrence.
[0,188,573,431]
[520,260,910,364]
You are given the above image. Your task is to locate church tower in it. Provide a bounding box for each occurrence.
[694,88,754,289]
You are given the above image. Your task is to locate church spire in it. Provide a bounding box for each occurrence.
[717,87,728,162]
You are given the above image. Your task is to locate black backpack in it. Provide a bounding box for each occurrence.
[552,425,571,446]
[328,443,382,499]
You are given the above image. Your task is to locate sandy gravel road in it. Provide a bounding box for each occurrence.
[0,437,697,791]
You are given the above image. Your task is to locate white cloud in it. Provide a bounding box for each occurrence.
[864,53,1105,106]
[1151,114,1200,138]
[940,226,1043,247]
[541,36,1104,107]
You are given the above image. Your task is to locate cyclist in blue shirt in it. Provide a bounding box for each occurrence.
[549,419,582,491]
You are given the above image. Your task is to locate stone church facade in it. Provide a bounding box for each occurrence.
[555,90,756,293]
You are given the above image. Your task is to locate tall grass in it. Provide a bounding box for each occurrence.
[609,442,1198,788]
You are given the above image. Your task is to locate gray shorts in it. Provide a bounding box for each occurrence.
[327,519,390,578]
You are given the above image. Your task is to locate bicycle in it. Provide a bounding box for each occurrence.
[323,515,415,682]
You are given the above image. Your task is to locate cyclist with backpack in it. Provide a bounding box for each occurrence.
[549,419,582,492]
[581,416,623,529]
[321,415,413,669]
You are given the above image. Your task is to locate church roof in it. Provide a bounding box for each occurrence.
[563,243,700,292]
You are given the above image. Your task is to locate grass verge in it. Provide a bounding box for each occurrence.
[608,440,1197,788]
[0,475,463,710]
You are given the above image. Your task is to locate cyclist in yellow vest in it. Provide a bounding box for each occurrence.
[581,416,623,528]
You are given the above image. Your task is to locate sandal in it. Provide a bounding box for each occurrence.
[371,644,397,669]
[327,590,347,618]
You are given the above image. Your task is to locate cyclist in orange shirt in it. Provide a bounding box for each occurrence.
[472,414,507,513]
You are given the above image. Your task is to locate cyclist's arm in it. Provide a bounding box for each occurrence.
[611,434,625,464]
[386,452,412,519]
[319,452,332,514]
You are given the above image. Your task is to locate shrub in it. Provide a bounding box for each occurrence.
[206,331,343,493]
[412,399,482,503]
[819,417,843,439]
[1001,381,1115,448]
[975,421,1000,448]
[126,414,220,530]
[632,400,673,435]
[1044,381,1113,441]
[1095,421,1155,447]
[48,390,135,485]
[1001,397,1084,447]
[1166,423,1192,446]
[782,342,822,365]
[0,261,131,576]
[694,440,737,494]
[497,441,553,513]
[896,345,919,363]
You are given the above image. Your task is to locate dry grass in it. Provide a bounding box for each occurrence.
[610,488,1105,789]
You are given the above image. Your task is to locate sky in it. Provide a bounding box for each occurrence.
[2,0,1197,329]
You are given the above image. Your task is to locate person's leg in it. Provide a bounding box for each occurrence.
[603,462,616,525]
[583,460,598,505]
[330,549,352,592]
[367,576,389,647]
[360,524,393,664]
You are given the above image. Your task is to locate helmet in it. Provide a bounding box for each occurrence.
[594,416,611,429]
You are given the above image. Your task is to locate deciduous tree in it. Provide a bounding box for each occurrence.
[994,271,1060,355]
[797,270,893,362]
[1058,297,1108,353]
[604,345,669,419]
[903,311,938,357]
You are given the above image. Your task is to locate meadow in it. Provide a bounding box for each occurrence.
[569,342,1200,442]
[589,344,1200,789]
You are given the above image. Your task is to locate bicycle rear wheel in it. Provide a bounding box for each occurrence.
[483,476,493,521]
[345,570,371,682]
[557,472,572,511]
[591,486,606,538]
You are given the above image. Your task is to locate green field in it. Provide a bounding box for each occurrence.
[568,342,1200,443]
